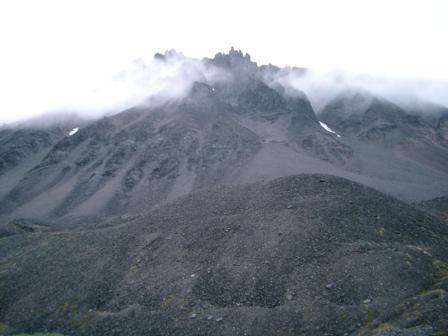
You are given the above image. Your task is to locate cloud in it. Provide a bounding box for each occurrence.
[2,49,447,126]
[263,67,448,113]
[65,51,229,116]
[0,51,228,125]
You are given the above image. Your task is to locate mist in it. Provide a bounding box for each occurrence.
[263,67,448,114]
[0,51,228,125]
[1,0,447,125]
[2,49,448,126]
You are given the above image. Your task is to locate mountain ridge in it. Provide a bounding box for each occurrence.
[1,50,448,221]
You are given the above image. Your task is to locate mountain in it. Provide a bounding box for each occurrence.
[319,90,448,149]
[0,50,353,221]
[1,51,448,222]
[0,49,448,336]
[318,90,448,198]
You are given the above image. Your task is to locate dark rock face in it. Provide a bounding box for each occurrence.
[437,114,448,147]
[1,175,447,336]
[0,128,63,176]
[0,55,352,220]
[319,92,448,192]
[320,91,448,149]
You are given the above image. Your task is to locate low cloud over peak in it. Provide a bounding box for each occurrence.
[1,49,447,125]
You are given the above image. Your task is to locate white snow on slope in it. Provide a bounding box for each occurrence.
[69,127,79,136]
[319,121,341,137]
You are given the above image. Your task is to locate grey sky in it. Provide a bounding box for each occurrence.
[0,0,447,123]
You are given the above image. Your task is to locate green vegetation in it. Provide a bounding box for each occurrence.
[55,301,93,329]
[0,258,15,272]
[57,301,78,315]
[417,288,446,299]
[432,258,448,281]
[1,322,63,335]
[361,305,377,325]
[375,322,393,331]
[68,313,93,329]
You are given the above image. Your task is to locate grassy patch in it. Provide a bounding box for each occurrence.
[56,301,94,329]
[432,259,448,281]
[375,322,393,331]
[68,312,93,329]
[406,245,432,256]
[0,322,9,331]
[57,301,78,316]
[417,288,446,299]
[0,258,16,272]
[361,305,376,325]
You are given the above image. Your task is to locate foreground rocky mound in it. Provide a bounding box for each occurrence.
[418,196,448,224]
[1,174,447,336]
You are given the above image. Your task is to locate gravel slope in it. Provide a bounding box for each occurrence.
[1,175,447,335]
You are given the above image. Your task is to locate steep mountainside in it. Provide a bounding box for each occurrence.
[0,127,66,199]
[319,91,448,167]
[0,51,353,221]
[1,51,448,222]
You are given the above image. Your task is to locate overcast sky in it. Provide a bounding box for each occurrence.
[0,0,447,123]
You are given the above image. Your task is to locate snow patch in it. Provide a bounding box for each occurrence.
[319,121,341,137]
[69,127,79,136]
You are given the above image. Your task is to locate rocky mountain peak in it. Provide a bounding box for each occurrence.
[210,47,256,71]
[153,49,185,61]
